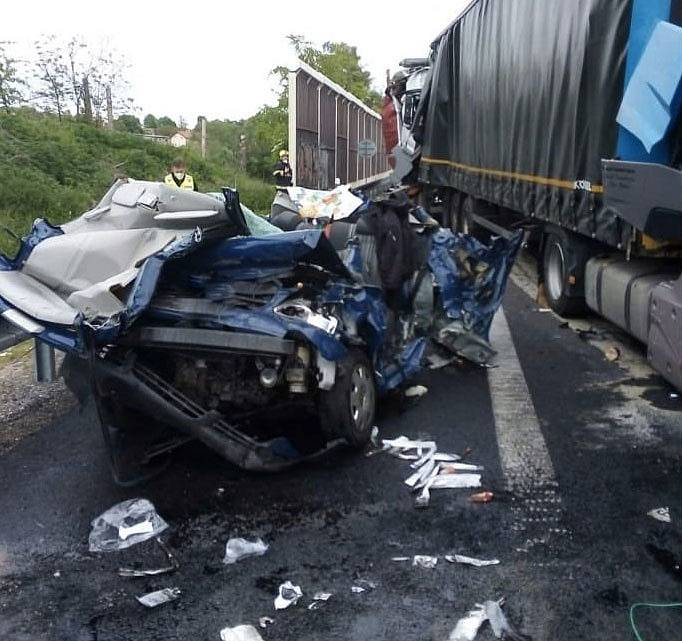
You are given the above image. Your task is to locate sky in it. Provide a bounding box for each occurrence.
[3,0,470,125]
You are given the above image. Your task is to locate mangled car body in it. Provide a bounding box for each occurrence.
[0,180,520,483]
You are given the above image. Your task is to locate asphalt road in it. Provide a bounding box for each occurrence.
[0,280,680,641]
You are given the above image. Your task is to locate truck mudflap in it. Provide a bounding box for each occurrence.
[648,274,682,392]
[92,354,343,484]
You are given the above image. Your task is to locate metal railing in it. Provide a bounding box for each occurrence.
[0,318,56,382]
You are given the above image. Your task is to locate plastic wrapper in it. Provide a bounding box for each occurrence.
[485,600,532,641]
[219,625,264,641]
[136,587,180,608]
[89,498,168,552]
[222,537,269,564]
[274,581,302,610]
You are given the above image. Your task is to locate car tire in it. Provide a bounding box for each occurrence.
[542,227,592,317]
[319,349,376,448]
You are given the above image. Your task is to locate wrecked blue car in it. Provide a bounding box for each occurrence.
[0,180,520,483]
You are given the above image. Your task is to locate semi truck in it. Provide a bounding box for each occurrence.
[390,0,682,391]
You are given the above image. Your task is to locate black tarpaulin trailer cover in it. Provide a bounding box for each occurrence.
[419,0,634,249]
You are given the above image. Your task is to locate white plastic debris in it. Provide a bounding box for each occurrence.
[405,385,428,398]
[219,625,264,641]
[391,556,410,562]
[445,554,500,567]
[485,599,531,640]
[308,592,332,610]
[648,507,671,523]
[413,555,438,569]
[136,587,180,608]
[351,586,366,593]
[449,602,488,641]
[258,617,274,629]
[274,581,303,610]
[89,498,168,552]
[222,538,269,564]
[430,474,482,489]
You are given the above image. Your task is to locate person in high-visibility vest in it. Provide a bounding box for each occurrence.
[164,158,197,191]
[273,150,293,188]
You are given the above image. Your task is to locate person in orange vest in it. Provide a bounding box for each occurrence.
[164,158,197,191]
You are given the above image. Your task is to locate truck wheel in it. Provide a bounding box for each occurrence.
[542,228,590,316]
[319,349,376,448]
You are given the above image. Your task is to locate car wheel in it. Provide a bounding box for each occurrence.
[319,349,376,448]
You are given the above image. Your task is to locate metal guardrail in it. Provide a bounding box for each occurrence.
[0,318,56,382]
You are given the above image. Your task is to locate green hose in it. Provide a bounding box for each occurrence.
[629,602,682,641]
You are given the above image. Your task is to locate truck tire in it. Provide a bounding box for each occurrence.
[542,227,592,316]
[319,349,376,448]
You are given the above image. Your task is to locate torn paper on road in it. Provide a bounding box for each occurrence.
[220,624,264,641]
[413,555,438,568]
[274,581,303,610]
[89,498,168,552]
[136,587,180,608]
[445,554,500,567]
[223,537,269,564]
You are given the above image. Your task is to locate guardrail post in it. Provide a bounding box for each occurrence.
[33,339,56,383]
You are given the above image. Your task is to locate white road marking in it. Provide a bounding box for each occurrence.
[488,308,566,550]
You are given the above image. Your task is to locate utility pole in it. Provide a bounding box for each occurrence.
[105,85,113,130]
[200,116,207,159]
[239,134,247,172]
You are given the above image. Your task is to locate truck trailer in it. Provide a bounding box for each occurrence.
[391,0,682,391]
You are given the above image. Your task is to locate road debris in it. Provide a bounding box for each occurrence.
[370,426,380,447]
[391,556,410,562]
[445,554,500,567]
[136,587,181,608]
[119,537,179,577]
[413,555,438,568]
[604,345,620,362]
[537,308,552,313]
[382,435,483,507]
[274,581,303,610]
[469,491,494,503]
[223,537,269,564]
[308,592,333,610]
[449,602,488,641]
[485,599,532,640]
[648,507,672,523]
[258,617,274,629]
[449,599,531,641]
[427,353,458,369]
[404,384,428,398]
[219,624,264,641]
[351,578,377,593]
[89,498,168,552]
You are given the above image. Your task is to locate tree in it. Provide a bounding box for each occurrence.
[143,113,158,128]
[276,35,382,110]
[33,35,69,121]
[0,42,25,113]
[243,104,287,180]
[156,116,177,135]
[113,114,142,133]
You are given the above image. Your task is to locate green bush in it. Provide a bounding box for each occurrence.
[0,109,276,256]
